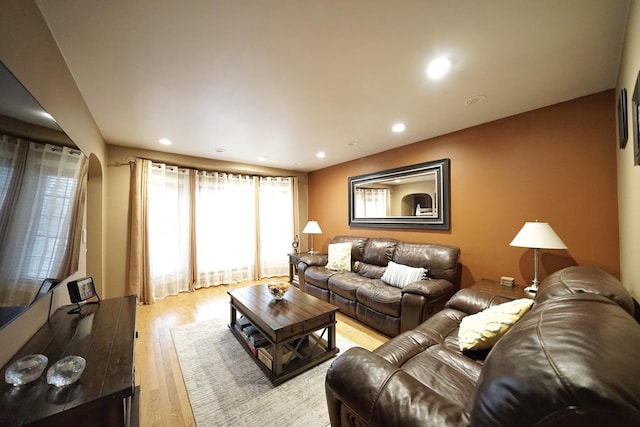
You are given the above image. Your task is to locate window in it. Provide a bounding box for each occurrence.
[144,162,294,300]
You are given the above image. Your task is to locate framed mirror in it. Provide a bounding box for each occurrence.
[348,158,450,229]
[0,60,82,329]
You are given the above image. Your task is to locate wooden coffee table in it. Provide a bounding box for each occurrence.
[228,284,339,384]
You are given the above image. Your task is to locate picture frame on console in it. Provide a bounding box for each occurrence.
[618,88,627,148]
[632,71,640,165]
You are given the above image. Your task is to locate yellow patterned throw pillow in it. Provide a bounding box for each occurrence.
[458,298,534,351]
[325,242,352,271]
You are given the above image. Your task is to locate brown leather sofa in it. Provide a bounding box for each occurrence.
[325,266,640,426]
[297,236,460,337]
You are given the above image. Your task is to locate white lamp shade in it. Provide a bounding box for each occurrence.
[510,222,567,249]
[302,220,322,234]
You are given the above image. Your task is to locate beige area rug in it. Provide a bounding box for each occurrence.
[171,317,356,427]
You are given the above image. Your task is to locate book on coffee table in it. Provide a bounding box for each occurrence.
[258,345,293,371]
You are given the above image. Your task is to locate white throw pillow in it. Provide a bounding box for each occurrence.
[458,298,534,351]
[325,242,352,271]
[381,261,426,288]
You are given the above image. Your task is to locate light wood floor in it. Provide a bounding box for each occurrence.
[134,278,389,427]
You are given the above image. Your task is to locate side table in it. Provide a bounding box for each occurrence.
[288,253,302,287]
[471,278,534,300]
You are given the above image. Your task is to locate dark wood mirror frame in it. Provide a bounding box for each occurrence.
[348,158,450,230]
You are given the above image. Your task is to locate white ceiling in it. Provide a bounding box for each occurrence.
[35,0,630,172]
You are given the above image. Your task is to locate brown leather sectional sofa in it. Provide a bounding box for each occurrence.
[297,236,461,337]
[325,266,640,426]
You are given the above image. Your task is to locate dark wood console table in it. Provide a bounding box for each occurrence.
[0,295,137,426]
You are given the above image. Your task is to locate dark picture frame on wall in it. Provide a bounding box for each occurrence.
[618,88,628,148]
[633,71,640,165]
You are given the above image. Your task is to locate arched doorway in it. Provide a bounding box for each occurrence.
[401,193,433,216]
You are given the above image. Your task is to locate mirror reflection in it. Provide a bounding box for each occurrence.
[0,60,84,328]
[349,158,450,229]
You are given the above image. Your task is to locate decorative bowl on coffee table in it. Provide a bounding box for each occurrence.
[267,281,290,300]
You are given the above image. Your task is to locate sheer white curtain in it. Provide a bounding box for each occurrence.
[354,188,388,217]
[258,177,293,277]
[142,163,294,301]
[147,164,192,300]
[0,136,18,207]
[195,172,256,287]
[0,136,85,305]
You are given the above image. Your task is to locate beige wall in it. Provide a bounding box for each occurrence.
[104,145,309,298]
[308,91,620,289]
[617,0,640,299]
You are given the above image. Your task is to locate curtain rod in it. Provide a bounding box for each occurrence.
[108,156,296,179]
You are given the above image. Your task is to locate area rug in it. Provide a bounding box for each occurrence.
[171,318,357,427]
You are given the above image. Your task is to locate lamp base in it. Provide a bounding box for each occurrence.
[308,250,319,255]
[524,284,539,293]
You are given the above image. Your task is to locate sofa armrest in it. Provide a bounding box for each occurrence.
[297,254,329,290]
[399,279,455,333]
[401,278,453,298]
[444,288,510,315]
[298,253,328,267]
[326,347,469,427]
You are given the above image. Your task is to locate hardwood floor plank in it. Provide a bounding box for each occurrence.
[134,278,388,426]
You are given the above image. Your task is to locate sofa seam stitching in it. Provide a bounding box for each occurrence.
[367,369,400,423]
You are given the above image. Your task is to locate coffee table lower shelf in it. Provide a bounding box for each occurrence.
[228,323,338,385]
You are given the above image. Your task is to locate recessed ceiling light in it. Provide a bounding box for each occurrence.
[347,141,359,146]
[215,148,225,153]
[464,95,488,105]
[258,156,268,161]
[427,57,451,79]
[316,152,326,158]
[158,138,172,145]
[392,123,406,133]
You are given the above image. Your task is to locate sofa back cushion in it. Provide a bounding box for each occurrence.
[363,238,398,265]
[329,236,368,263]
[352,238,398,279]
[393,242,460,285]
[536,265,635,316]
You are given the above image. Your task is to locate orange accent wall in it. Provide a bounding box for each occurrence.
[308,90,619,288]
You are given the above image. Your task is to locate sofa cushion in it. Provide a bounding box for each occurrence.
[327,272,367,301]
[402,345,482,409]
[381,261,426,288]
[303,266,339,290]
[362,238,398,266]
[355,280,402,317]
[353,261,387,279]
[329,236,368,262]
[375,308,468,366]
[326,242,352,271]
[393,242,460,284]
[458,298,534,351]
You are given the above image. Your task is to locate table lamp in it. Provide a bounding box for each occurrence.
[510,221,567,293]
[302,220,322,254]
